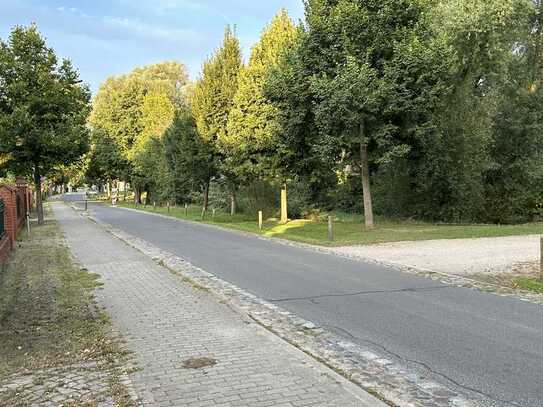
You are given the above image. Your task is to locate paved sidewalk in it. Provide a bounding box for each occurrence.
[54,203,382,407]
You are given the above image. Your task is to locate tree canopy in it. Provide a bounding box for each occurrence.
[36,0,543,226]
[88,61,188,202]
[190,26,242,211]
[223,10,298,183]
[0,24,90,223]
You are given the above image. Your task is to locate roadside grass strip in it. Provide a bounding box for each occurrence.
[513,277,543,293]
[116,201,543,246]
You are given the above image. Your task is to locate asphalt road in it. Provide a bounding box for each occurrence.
[65,195,543,406]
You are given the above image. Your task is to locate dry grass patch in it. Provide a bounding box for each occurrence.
[467,262,543,294]
[0,206,137,406]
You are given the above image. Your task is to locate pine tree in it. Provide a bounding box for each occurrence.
[192,26,241,144]
[191,26,242,212]
[224,10,298,182]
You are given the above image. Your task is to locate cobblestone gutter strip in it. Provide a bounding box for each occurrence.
[112,205,543,306]
[84,212,477,407]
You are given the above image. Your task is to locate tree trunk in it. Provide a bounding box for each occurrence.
[203,181,210,212]
[145,189,151,205]
[34,171,44,225]
[230,188,236,216]
[360,124,374,230]
[106,181,111,199]
[134,187,141,204]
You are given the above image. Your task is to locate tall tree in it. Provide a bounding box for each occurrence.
[224,10,298,220]
[409,0,534,222]
[265,35,332,210]
[131,89,177,203]
[163,110,216,208]
[85,128,130,190]
[89,61,188,202]
[0,25,90,224]
[191,26,242,212]
[483,0,543,222]
[286,0,449,229]
[224,11,297,181]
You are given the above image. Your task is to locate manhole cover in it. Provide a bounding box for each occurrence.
[182,357,217,369]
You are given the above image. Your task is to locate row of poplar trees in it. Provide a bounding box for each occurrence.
[88,0,543,226]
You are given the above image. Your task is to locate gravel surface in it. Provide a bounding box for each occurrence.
[329,234,542,275]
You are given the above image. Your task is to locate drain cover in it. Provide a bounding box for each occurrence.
[182,357,217,369]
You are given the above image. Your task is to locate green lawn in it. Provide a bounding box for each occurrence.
[116,202,543,246]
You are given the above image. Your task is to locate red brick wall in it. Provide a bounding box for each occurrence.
[0,179,29,263]
[0,180,31,263]
[0,185,17,248]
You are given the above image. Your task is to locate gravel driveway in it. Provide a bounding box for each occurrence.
[329,234,542,275]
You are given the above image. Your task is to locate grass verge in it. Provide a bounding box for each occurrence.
[116,202,543,246]
[467,262,543,295]
[0,205,136,406]
[512,277,543,293]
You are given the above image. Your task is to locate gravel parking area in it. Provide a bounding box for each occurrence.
[328,234,542,275]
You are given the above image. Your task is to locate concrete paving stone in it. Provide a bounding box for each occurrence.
[55,202,384,407]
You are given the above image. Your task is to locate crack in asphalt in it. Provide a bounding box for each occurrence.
[323,323,524,407]
[268,282,525,407]
[266,285,450,303]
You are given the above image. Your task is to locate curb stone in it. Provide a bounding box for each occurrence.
[80,208,481,407]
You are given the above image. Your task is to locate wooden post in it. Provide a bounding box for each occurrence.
[328,215,333,241]
[258,211,263,231]
[360,127,374,230]
[280,184,288,224]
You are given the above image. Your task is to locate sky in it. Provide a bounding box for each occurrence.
[0,0,305,93]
